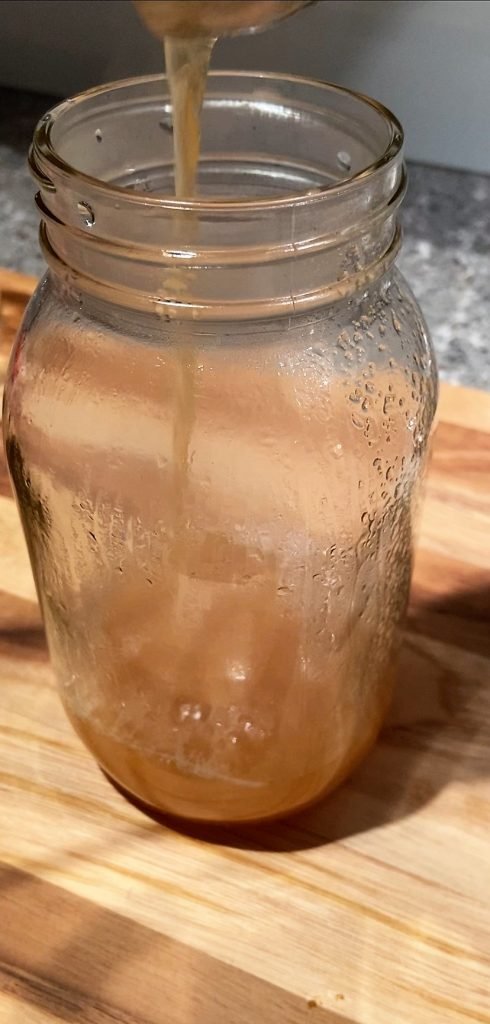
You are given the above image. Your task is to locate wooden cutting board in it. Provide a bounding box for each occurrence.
[0,269,489,1024]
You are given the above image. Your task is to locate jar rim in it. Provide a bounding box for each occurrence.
[32,70,403,212]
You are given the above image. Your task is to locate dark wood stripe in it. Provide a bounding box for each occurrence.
[408,603,490,659]
[0,865,345,1024]
[0,590,46,659]
[431,421,490,482]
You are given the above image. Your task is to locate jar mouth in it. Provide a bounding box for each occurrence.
[32,70,403,211]
[31,71,405,318]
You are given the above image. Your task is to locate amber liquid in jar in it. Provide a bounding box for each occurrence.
[15,328,414,821]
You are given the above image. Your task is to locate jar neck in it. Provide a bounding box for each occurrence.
[30,73,405,321]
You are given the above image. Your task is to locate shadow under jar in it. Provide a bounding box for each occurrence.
[3,73,437,823]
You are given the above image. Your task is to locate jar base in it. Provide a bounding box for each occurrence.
[67,707,385,826]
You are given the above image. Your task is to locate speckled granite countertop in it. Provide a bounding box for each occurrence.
[1,87,488,389]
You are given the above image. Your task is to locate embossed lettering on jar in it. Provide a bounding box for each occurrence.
[3,73,437,822]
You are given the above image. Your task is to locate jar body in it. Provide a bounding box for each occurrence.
[4,268,436,821]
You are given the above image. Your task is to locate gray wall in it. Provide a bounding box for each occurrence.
[0,0,489,172]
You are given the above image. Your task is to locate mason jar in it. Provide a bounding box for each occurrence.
[3,73,437,823]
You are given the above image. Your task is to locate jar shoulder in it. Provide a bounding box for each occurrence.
[4,267,437,441]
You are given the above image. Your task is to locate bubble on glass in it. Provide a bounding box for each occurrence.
[337,150,352,171]
[337,329,350,349]
[77,201,95,227]
[391,310,402,334]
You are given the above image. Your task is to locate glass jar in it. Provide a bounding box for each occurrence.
[3,73,437,823]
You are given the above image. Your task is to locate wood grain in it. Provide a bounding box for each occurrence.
[0,275,489,1024]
